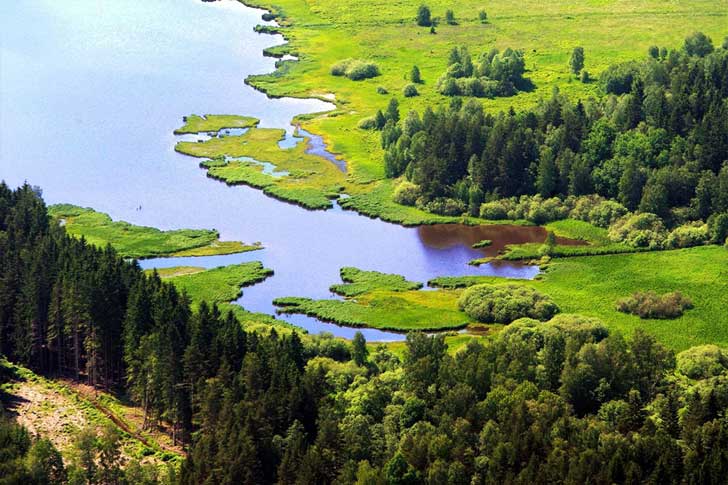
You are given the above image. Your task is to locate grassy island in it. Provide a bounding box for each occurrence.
[49,204,261,259]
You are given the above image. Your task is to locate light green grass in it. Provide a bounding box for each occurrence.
[174,114,259,134]
[330,266,423,296]
[430,245,728,351]
[175,126,346,209]
[274,289,472,331]
[157,262,273,307]
[49,204,261,259]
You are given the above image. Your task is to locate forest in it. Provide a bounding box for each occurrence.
[378,34,728,247]
[2,183,728,483]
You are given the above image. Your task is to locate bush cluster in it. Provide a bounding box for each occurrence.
[666,221,709,248]
[402,83,419,97]
[331,59,380,81]
[616,290,693,319]
[458,283,560,323]
[676,345,728,380]
[478,194,627,227]
[392,181,421,206]
[607,212,666,249]
[436,46,528,98]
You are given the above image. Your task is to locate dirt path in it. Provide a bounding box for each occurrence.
[3,369,183,458]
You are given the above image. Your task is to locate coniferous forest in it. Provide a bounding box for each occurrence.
[3,183,728,483]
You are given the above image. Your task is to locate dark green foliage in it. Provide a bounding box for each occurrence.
[379,38,728,224]
[616,290,693,319]
[478,10,487,23]
[436,46,528,98]
[445,9,455,25]
[416,5,431,26]
[458,284,559,323]
[570,46,585,74]
[331,59,380,81]
[684,31,714,57]
[410,65,422,84]
[402,83,419,97]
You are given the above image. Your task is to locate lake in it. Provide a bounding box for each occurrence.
[1,0,549,340]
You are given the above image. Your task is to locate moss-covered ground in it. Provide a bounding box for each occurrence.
[49,204,261,259]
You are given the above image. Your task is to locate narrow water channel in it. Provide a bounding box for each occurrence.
[2,0,554,340]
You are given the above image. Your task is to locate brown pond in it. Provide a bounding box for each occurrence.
[418,224,586,258]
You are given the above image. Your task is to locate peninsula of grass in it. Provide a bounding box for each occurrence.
[175,126,346,210]
[157,262,273,307]
[330,266,423,296]
[174,114,259,134]
[429,245,728,351]
[274,289,471,331]
[49,204,261,259]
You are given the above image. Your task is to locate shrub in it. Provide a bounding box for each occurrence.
[478,10,487,23]
[458,284,559,323]
[676,345,728,380]
[584,200,628,228]
[479,200,509,220]
[666,221,708,248]
[445,9,456,25]
[403,84,419,97]
[416,5,432,26]
[608,212,666,249]
[357,116,377,130]
[331,59,380,81]
[707,212,728,243]
[376,86,388,94]
[392,181,421,206]
[422,197,466,216]
[580,70,590,83]
[600,61,641,95]
[616,291,693,319]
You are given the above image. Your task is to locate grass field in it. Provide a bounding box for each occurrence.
[241,0,727,188]
[49,204,261,259]
[430,245,728,351]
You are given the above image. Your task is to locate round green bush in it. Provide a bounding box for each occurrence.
[676,345,728,380]
[458,284,559,323]
[608,212,666,249]
[403,83,419,97]
[357,116,378,130]
[393,181,421,206]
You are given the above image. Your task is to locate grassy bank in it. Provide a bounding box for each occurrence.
[430,245,728,351]
[174,114,259,134]
[330,266,423,296]
[49,204,261,259]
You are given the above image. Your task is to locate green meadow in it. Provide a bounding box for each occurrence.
[242,0,727,193]
[49,204,261,259]
[430,245,728,351]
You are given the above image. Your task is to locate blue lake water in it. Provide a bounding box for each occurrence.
[1,0,541,341]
